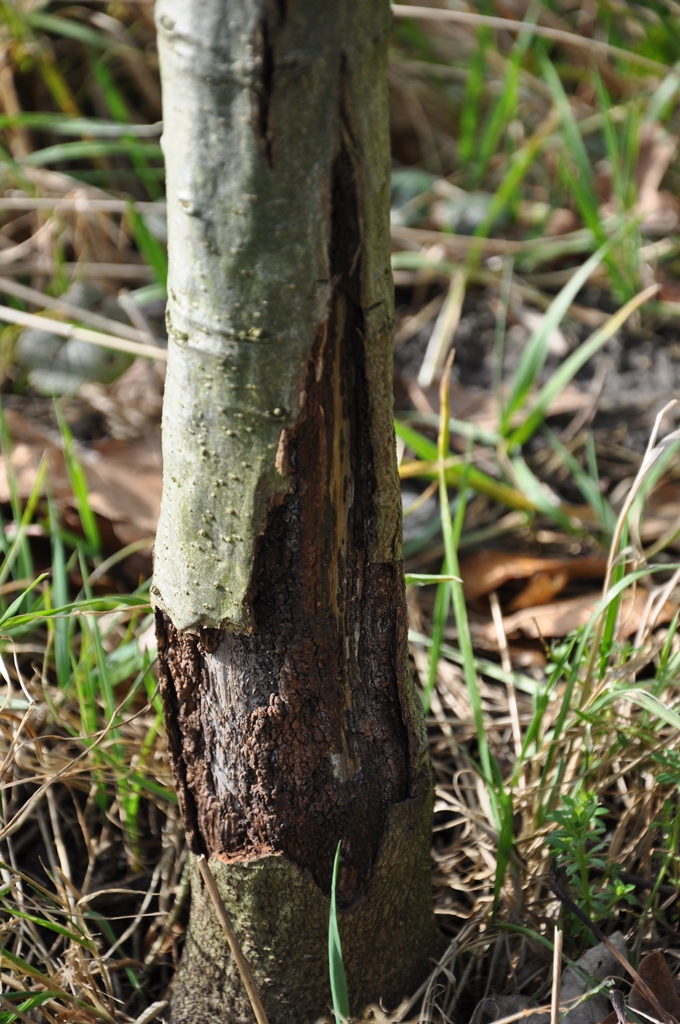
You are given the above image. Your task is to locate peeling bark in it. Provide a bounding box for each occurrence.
[153,1,442,1020]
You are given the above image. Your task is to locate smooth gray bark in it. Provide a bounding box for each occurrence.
[153,0,400,631]
[153,2,442,1021]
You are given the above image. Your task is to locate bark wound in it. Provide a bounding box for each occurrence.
[252,0,287,168]
[157,112,411,904]
[155,614,209,857]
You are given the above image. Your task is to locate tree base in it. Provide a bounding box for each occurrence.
[169,784,443,1024]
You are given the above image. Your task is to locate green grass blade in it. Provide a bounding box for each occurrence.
[594,73,640,297]
[0,2,80,115]
[540,53,600,225]
[593,686,680,731]
[0,460,48,590]
[506,453,579,531]
[78,549,135,821]
[399,410,500,447]
[508,283,657,448]
[421,559,452,716]
[0,405,32,582]
[540,49,632,298]
[3,991,63,1018]
[328,841,350,1024]
[409,629,543,698]
[55,407,101,555]
[475,17,535,187]
[597,544,627,678]
[458,26,489,173]
[405,573,461,586]
[543,430,616,535]
[493,784,515,913]
[511,638,576,791]
[537,563,680,821]
[395,419,536,512]
[20,139,163,167]
[0,574,47,628]
[47,498,70,688]
[26,10,116,50]
[2,905,96,950]
[472,108,559,248]
[92,54,162,200]
[0,113,160,137]
[3,594,150,631]
[646,59,680,123]
[437,362,499,824]
[501,235,620,434]
[127,202,168,289]
[0,948,68,997]
[91,52,130,124]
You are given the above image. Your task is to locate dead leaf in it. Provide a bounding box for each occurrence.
[545,207,580,236]
[598,950,680,1024]
[630,951,680,1020]
[0,408,161,546]
[507,569,570,610]
[79,439,161,542]
[475,591,676,642]
[658,275,680,304]
[461,549,607,603]
[0,441,60,501]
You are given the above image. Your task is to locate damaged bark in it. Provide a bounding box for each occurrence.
[153,1,441,1020]
[252,0,285,167]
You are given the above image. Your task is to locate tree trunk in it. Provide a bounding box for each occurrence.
[152,1,442,1021]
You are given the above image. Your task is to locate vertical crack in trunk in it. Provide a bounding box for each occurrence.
[252,0,286,167]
